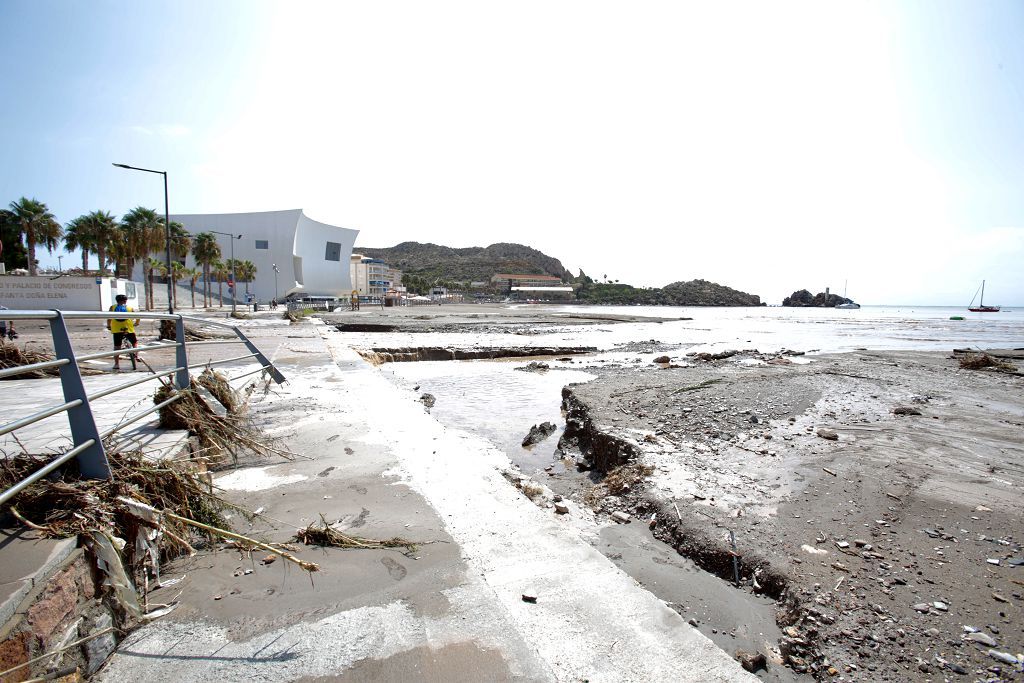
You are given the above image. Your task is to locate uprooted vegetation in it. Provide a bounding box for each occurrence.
[153,368,285,468]
[1,340,104,379]
[957,351,1017,372]
[295,515,419,555]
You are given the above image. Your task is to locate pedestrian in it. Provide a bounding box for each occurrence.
[107,294,140,371]
[0,304,15,340]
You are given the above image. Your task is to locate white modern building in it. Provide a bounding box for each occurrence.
[134,209,358,303]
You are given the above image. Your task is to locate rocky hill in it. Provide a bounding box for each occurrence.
[575,279,762,306]
[782,289,852,307]
[657,279,762,306]
[356,242,572,283]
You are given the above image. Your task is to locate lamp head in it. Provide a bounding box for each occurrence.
[112,163,130,169]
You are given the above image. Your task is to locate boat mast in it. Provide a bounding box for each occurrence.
[980,280,986,306]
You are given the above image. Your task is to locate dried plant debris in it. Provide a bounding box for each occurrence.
[198,368,239,413]
[154,374,294,468]
[0,447,230,571]
[958,352,1016,372]
[295,514,419,555]
[0,340,103,379]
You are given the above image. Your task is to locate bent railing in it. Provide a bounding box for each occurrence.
[0,310,285,506]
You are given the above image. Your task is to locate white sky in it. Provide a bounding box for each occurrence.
[4,1,1024,305]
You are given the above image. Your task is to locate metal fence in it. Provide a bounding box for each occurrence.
[0,310,285,506]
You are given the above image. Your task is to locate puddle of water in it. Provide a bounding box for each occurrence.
[381,359,595,472]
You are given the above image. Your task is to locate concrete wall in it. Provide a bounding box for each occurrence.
[0,276,141,311]
[134,209,358,302]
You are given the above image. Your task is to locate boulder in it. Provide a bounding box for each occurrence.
[522,422,558,447]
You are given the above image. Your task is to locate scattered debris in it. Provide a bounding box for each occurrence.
[521,591,538,603]
[515,361,550,373]
[294,514,419,554]
[958,352,1015,371]
[419,393,436,408]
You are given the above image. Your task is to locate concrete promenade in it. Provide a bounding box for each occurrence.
[91,315,754,681]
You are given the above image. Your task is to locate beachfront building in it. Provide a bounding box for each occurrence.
[133,209,358,303]
[490,273,574,300]
[349,254,402,301]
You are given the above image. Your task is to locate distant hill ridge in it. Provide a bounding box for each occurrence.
[356,241,572,282]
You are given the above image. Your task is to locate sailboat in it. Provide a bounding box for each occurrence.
[836,280,860,309]
[968,280,1000,312]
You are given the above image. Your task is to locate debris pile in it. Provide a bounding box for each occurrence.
[957,352,1015,372]
[153,371,286,468]
[294,515,418,555]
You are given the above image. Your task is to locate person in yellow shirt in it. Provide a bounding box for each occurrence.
[107,294,141,371]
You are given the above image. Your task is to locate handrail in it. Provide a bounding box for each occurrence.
[0,400,83,438]
[0,358,70,380]
[0,441,95,507]
[188,352,259,370]
[88,367,183,401]
[100,394,183,439]
[0,309,286,506]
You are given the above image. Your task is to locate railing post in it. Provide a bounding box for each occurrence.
[231,327,286,384]
[49,311,110,479]
[174,315,190,390]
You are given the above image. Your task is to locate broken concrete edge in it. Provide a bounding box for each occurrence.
[0,546,118,681]
[557,383,829,675]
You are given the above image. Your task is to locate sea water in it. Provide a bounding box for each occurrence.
[373,304,1024,472]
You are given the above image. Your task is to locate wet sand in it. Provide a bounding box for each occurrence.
[557,349,1024,680]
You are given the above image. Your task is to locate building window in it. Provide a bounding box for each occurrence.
[255,240,269,250]
[325,242,342,262]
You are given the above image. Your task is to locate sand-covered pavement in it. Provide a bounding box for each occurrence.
[96,313,754,682]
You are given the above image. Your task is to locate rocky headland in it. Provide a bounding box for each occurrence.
[783,289,853,307]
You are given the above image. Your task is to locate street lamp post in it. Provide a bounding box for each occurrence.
[112,163,173,313]
[272,263,280,301]
[57,255,63,272]
[211,231,242,314]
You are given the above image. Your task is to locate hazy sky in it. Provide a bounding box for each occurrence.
[2,0,1023,305]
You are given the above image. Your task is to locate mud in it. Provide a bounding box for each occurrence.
[555,350,1024,680]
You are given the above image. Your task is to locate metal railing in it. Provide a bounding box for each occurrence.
[0,310,285,506]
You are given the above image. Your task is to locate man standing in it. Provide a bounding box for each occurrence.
[107,294,140,371]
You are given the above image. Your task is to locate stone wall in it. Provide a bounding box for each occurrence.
[0,548,116,681]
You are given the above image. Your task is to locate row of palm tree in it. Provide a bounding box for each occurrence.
[1,196,257,310]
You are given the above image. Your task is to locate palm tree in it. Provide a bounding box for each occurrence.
[237,260,257,295]
[147,257,164,310]
[191,233,221,308]
[185,267,201,308]
[168,221,191,260]
[158,260,189,310]
[120,207,164,309]
[0,209,29,271]
[64,210,117,272]
[212,260,229,307]
[7,197,62,276]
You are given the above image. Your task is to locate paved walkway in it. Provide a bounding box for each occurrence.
[93,317,753,682]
